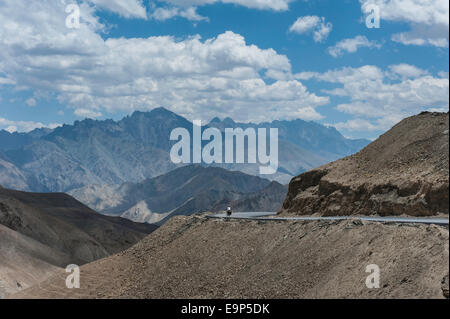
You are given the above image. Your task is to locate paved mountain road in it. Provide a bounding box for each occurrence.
[208,212,449,225]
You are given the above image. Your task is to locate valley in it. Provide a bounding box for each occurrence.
[0,186,157,298]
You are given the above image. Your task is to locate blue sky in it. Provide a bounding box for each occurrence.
[0,0,448,139]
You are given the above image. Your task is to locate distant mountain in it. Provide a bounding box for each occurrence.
[0,130,34,151]
[0,186,157,298]
[210,181,288,213]
[208,117,368,160]
[207,117,369,181]
[0,107,369,192]
[0,128,53,151]
[69,165,288,225]
[0,156,30,191]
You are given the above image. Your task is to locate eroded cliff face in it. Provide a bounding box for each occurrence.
[280,112,449,217]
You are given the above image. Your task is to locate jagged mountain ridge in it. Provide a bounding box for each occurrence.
[0,107,369,192]
[0,128,53,151]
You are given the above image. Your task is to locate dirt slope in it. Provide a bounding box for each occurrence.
[0,186,157,298]
[13,215,449,299]
[280,112,449,217]
[0,224,70,298]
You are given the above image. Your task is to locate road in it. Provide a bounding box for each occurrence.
[208,212,449,225]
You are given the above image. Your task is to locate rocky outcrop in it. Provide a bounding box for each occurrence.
[280,112,449,217]
[442,274,449,299]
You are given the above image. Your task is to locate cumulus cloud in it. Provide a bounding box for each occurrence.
[328,35,381,57]
[360,0,449,47]
[149,0,293,22]
[89,0,147,19]
[289,16,333,42]
[0,0,328,123]
[388,64,429,79]
[297,64,449,132]
[161,0,293,11]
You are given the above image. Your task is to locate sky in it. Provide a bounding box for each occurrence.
[0,0,448,140]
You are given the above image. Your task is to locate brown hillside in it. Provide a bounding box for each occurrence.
[0,187,157,298]
[12,215,449,299]
[280,112,449,217]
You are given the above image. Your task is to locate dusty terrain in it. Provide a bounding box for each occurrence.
[0,186,157,298]
[0,224,70,298]
[13,215,449,299]
[280,112,449,217]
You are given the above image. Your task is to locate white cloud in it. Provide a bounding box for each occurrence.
[296,65,385,83]
[388,64,428,79]
[0,0,328,123]
[149,0,293,22]
[328,35,381,57]
[360,0,448,26]
[25,98,37,107]
[289,16,333,42]
[0,117,61,133]
[89,0,147,19]
[161,0,293,11]
[74,108,103,118]
[332,118,380,132]
[300,65,449,132]
[0,77,15,85]
[293,71,316,81]
[150,6,208,21]
[360,0,449,47]
[290,16,321,34]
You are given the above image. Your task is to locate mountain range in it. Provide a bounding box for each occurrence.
[0,107,369,192]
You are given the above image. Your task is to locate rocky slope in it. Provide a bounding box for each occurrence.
[280,112,449,217]
[0,186,157,298]
[69,165,288,225]
[0,157,30,191]
[12,215,449,299]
